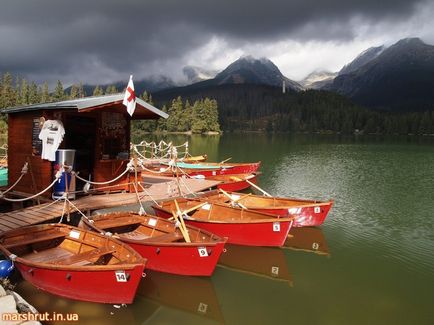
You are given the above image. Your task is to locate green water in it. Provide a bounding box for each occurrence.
[15,134,434,324]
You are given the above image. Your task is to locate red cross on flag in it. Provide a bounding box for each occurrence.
[123,75,136,116]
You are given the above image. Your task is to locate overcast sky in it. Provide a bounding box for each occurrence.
[1,0,433,87]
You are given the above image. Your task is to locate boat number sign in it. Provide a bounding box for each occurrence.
[197,302,208,314]
[69,230,81,239]
[288,207,301,214]
[198,247,209,257]
[273,222,281,232]
[148,218,157,227]
[271,266,280,276]
[314,206,321,214]
[115,271,127,282]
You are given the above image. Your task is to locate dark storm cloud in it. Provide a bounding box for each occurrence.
[0,0,429,85]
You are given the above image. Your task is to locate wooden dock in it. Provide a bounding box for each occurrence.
[0,176,220,234]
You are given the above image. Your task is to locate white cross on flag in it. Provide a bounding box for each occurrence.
[123,75,136,116]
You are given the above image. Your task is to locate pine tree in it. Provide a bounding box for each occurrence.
[191,100,207,133]
[52,80,65,101]
[19,78,29,105]
[92,85,103,96]
[40,82,50,103]
[105,85,118,94]
[204,98,220,132]
[166,97,184,131]
[0,73,16,108]
[28,82,39,104]
[69,84,79,99]
[78,82,86,98]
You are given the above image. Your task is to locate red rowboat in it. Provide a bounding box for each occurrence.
[152,199,293,247]
[195,173,258,192]
[0,223,146,304]
[80,212,226,276]
[199,190,333,227]
[146,161,261,177]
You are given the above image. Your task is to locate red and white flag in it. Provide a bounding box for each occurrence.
[123,75,136,116]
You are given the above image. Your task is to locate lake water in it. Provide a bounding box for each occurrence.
[14,133,434,324]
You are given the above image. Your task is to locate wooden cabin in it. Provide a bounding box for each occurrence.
[2,94,168,198]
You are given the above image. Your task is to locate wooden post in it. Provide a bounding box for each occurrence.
[64,166,70,222]
[26,157,40,205]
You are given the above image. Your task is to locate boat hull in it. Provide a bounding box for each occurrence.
[215,174,257,192]
[186,162,261,177]
[128,241,225,276]
[15,262,145,304]
[201,191,333,227]
[253,201,333,227]
[153,208,291,247]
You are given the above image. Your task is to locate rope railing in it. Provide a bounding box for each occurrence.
[0,170,62,202]
[132,140,190,161]
[0,142,200,204]
[0,162,29,197]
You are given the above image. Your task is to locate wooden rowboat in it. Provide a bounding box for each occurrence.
[181,154,208,163]
[152,199,293,247]
[198,173,258,192]
[80,212,226,276]
[0,223,146,304]
[148,161,261,177]
[199,190,333,227]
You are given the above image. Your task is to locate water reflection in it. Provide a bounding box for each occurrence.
[284,227,330,256]
[218,244,293,285]
[15,281,143,324]
[137,270,224,324]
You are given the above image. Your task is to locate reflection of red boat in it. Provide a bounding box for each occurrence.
[218,244,292,285]
[200,173,258,191]
[0,224,146,304]
[138,270,225,323]
[80,212,226,276]
[15,280,143,325]
[153,200,293,247]
[284,227,329,256]
[200,190,333,227]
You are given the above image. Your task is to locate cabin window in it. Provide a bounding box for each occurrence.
[100,112,128,160]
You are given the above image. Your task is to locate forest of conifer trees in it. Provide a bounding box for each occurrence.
[1,72,433,137]
[0,73,221,136]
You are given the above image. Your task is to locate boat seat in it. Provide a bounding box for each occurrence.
[143,232,184,243]
[93,218,142,230]
[54,247,116,266]
[117,230,150,241]
[3,232,66,249]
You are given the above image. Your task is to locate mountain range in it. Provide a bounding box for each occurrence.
[325,38,434,111]
[80,37,434,112]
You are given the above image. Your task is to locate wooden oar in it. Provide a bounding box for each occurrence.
[219,157,232,164]
[229,176,273,197]
[171,209,191,243]
[174,199,191,242]
[218,188,248,209]
[182,201,209,214]
[245,179,272,197]
[168,201,206,220]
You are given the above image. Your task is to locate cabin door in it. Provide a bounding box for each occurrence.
[64,115,96,190]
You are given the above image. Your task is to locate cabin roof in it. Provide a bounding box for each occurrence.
[1,93,168,119]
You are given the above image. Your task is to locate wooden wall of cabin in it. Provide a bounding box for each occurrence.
[93,112,134,192]
[7,112,52,197]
